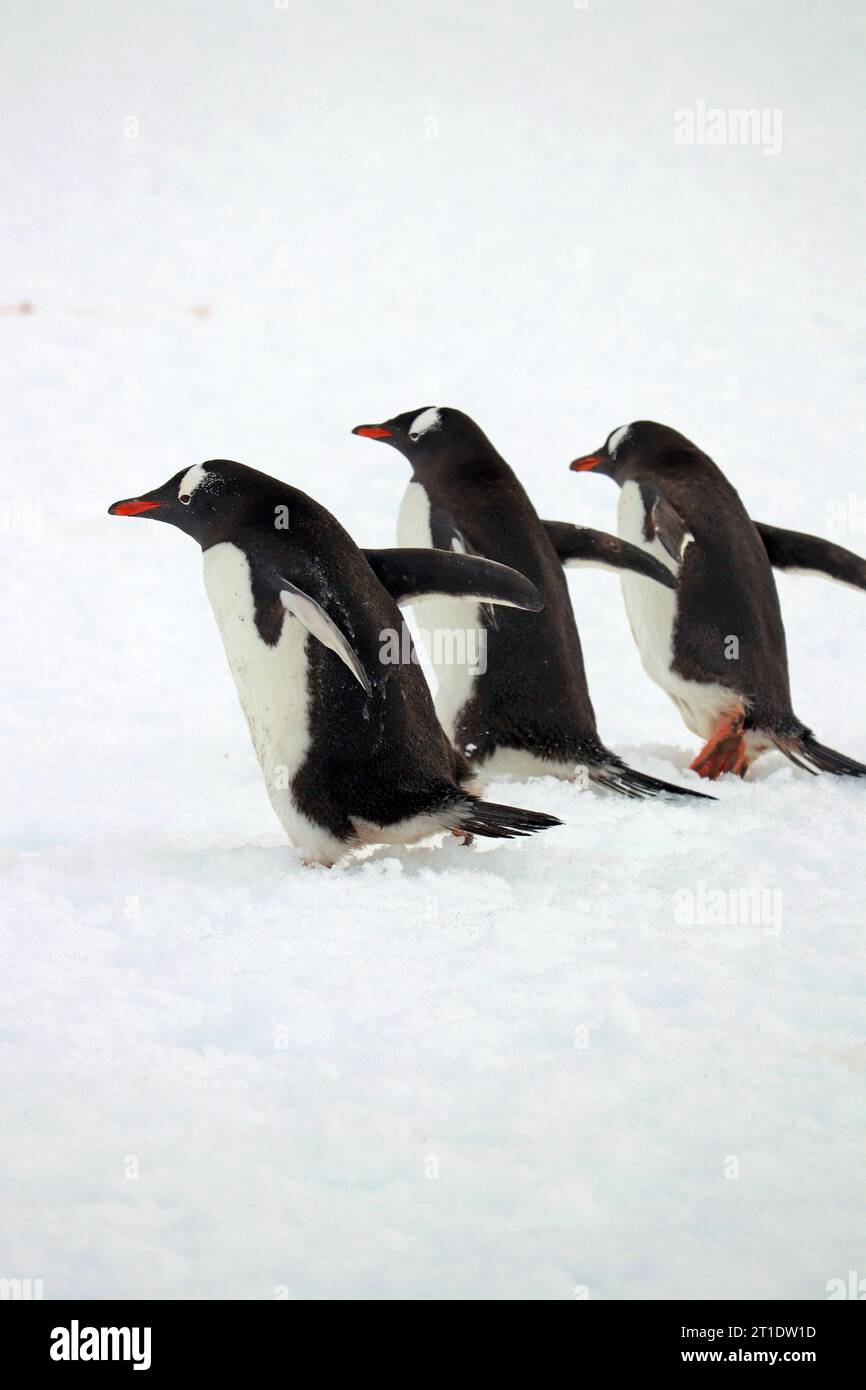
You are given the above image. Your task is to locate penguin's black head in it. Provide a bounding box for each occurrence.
[352,407,490,470]
[570,421,698,484]
[108,460,254,546]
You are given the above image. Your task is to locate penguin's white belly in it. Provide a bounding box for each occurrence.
[480,746,580,779]
[617,482,736,741]
[397,481,484,746]
[203,542,345,863]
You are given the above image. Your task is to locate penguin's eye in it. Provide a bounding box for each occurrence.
[179,494,191,505]
[409,432,420,442]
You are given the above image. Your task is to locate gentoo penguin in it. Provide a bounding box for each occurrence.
[569,421,866,779]
[108,460,562,865]
[352,407,709,798]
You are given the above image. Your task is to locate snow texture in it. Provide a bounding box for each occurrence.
[1,0,865,1300]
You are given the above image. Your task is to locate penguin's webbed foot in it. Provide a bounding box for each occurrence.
[450,829,475,846]
[691,710,750,780]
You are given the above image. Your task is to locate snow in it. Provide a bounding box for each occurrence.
[2,0,865,1300]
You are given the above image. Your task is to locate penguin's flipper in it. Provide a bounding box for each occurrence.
[542,521,677,589]
[429,508,501,630]
[278,576,372,695]
[754,522,866,593]
[641,487,692,565]
[427,508,504,629]
[362,548,543,611]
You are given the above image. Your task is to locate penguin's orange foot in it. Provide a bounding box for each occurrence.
[690,710,749,780]
[450,829,474,846]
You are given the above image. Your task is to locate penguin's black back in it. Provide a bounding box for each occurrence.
[416,447,607,764]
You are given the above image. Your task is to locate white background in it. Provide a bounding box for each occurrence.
[1,0,864,1298]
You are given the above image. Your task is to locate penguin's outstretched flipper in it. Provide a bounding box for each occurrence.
[773,730,866,778]
[755,522,866,593]
[363,547,543,611]
[447,797,563,839]
[542,520,677,589]
[589,756,715,800]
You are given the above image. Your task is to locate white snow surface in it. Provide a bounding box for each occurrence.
[2,0,865,1300]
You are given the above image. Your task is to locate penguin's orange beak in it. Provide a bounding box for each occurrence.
[570,454,602,472]
[352,424,392,439]
[108,498,164,516]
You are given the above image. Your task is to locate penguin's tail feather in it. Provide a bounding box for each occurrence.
[590,758,715,801]
[773,731,866,778]
[449,798,563,839]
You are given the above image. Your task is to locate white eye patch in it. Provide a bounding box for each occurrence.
[408,407,441,441]
[607,424,631,458]
[178,463,210,502]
